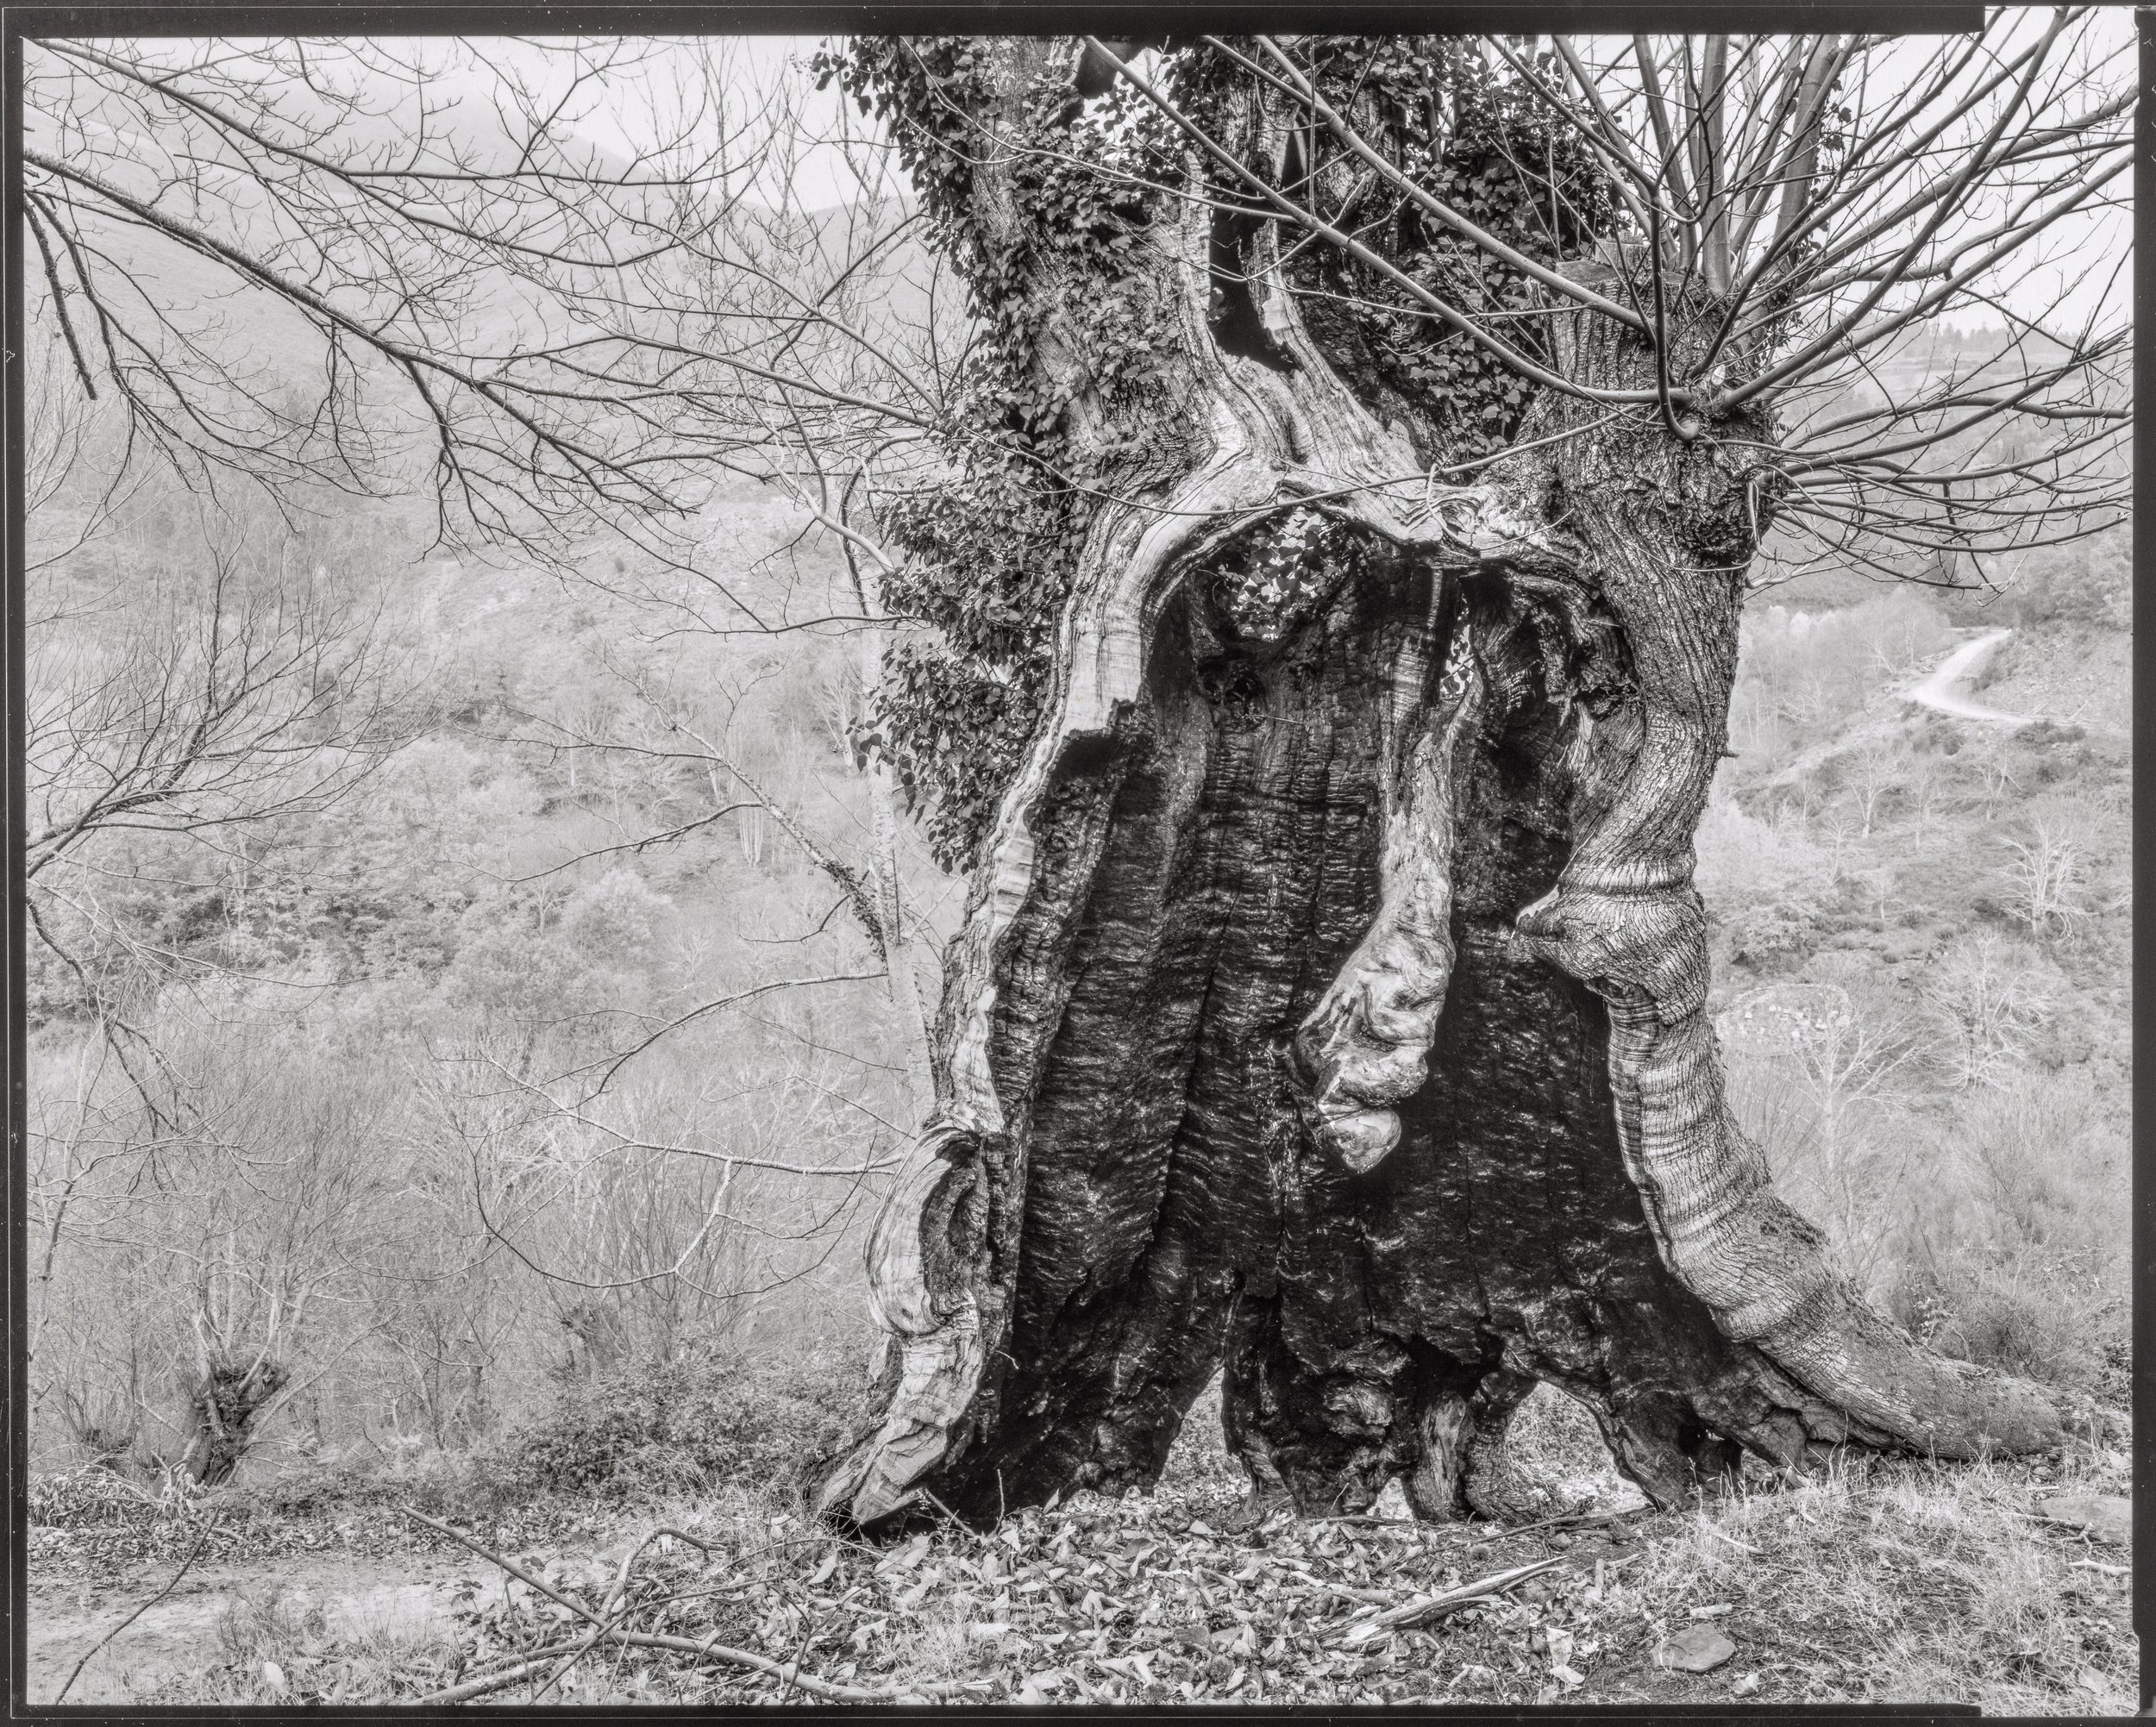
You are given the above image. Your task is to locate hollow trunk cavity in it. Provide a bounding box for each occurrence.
[814,110,2062,1534]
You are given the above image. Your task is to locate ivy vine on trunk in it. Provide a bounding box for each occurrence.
[811,29,2119,1531]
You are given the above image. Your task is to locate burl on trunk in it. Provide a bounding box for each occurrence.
[814,44,2061,1533]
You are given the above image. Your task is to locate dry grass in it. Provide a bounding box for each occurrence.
[156,1578,467,1704]
[1593,1442,2134,1712]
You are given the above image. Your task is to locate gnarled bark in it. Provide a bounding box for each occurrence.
[181,1352,288,1486]
[814,56,2061,1532]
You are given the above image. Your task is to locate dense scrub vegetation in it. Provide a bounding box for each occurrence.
[26,447,943,1492]
[1705,553,2129,1411]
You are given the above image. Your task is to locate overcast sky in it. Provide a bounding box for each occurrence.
[57,27,2128,342]
[507,22,2129,342]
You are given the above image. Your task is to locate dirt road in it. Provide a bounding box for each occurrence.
[1907,628,2029,724]
[28,1552,471,1705]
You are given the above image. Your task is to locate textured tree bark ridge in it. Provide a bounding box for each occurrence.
[813,96,2063,1532]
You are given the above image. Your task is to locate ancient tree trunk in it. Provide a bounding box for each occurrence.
[813,46,2062,1532]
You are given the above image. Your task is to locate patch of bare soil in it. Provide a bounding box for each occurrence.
[28,1553,468,1705]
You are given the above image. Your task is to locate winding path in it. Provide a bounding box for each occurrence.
[1906,628,2029,725]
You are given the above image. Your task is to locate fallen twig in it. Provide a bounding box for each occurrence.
[418,1655,570,1705]
[53,1517,220,1704]
[918,1486,996,1546]
[1300,1574,1396,1608]
[1343,1555,1565,1639]
[1315,1512,1419,1529]
[530,1594,644,1703]
[399,1507,910,1705]
[1462,1505,1647,1549]
[530,1518,724,1702]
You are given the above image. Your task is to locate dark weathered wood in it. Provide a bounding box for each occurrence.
[812,41,2063,1534]
[180,1354,287,1486]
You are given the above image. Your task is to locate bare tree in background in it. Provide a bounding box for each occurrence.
[25,489,416,1122]
[22,37,967,1414]
[28,1032,401,1485]
[24,38,956,1068]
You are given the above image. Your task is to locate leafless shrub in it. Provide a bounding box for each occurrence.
[1920,933,2059,1091]
[1996,815,2090,936]
[1719,981,1920,1296]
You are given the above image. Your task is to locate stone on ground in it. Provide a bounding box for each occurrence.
[1653,1624,1737,1674]
[2036,1493,2130,1547]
